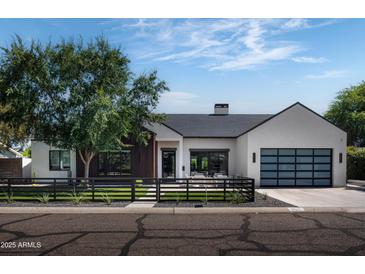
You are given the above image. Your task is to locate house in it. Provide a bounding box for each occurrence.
[0,143,32,177]
[31,102,347,188]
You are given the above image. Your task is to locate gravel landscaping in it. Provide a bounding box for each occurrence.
[154,192,295,207]
[0,201,130,207]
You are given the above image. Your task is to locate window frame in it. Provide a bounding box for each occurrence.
[49,150,71,171]
[97,149,132,177]
[189,149,229,176]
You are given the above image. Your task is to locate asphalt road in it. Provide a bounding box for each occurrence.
[1,213,365,255]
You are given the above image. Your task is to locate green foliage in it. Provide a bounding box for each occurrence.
[261,192,268,200]
[22,147,31,158]
[101,193,113,206]
[0,36,169,176]
[2,191,15,204]
[347,146,365,180]
[36,193,50,204]
[228,190,246,204]
[325,81,365,146]
[69,191,85,206]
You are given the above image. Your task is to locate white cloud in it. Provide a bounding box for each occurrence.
[210,45,301,71]
[305,70,349,79]
[292,56,328,63]
[112,19,336,71]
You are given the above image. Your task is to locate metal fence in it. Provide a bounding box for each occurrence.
[0,177,255,202]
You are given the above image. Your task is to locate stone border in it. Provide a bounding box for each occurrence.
[0,206,365,214]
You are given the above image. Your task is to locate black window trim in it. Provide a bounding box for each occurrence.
[190,149,229,176]
[97,149,133,177]
[49,150,71,171]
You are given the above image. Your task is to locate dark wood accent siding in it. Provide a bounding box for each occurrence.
[76,137,155,177]
[0,158,22,177]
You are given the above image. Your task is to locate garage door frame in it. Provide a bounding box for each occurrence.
[260,148,332,187]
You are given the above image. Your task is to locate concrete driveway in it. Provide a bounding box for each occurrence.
[257,187,365,208]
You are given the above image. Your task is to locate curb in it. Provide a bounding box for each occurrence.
[1,207,365,214]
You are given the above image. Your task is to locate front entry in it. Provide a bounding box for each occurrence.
[162,150,176,178]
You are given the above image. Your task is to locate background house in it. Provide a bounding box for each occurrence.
[0,143,32,177]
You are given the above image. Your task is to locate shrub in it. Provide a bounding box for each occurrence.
[101,193,113,206]
[69,191,85,206]
[347,146,365,180]
[229,190,246,204]
[36,193,50,204]
[2,191,15,204]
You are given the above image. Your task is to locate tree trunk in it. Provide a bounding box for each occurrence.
[78,149,95,179]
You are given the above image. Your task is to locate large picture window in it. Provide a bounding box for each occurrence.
[49,150,70,171]
[190,150,228,176]
[97,150,132,176]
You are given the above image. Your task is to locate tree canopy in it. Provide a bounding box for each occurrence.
[325,81,365,146]
[0,36,169,177]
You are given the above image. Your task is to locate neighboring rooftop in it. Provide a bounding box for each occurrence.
[163,114,273,137]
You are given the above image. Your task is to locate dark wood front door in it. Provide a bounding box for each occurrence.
[162,150,176,178]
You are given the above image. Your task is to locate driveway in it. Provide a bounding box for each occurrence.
[1,213,365,255]
[257,187,365,207]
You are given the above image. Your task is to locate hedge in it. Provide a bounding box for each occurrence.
[347,146,365,180]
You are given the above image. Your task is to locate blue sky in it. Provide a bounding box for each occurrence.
[0,18,364,114]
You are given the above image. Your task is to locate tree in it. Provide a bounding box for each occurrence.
[325,81,365,146]
[0,36,169,177]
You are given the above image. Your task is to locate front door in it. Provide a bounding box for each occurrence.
[162,150,176,178]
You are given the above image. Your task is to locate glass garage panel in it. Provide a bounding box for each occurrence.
[278,171,295,178]
[279,149,295,155]
[314,179,331,186]
[261,156,277,163]
[261,149,278,156]
[278,164,295,171]
[261,164,277,170]
[314,149,331,156]
[261,171,277,178]
[296,156,313,163]
[261,179,277,186]
[278,179,295,186]
[314,157,331,163]
[296,179,313,186]
[297,149,313,156]
[260,148,332,187]
[279,156,295,163]
[314,164,330,171]
[296,164,312,171]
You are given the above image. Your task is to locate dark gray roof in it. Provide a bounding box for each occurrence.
[163,114,273,137]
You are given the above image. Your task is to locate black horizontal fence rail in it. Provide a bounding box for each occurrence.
[0,177,255,203]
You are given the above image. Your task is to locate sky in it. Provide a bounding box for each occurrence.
[0,18,364,114]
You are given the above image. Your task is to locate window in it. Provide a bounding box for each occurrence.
[97,150,132,176]
[190,150,228,176]
[49,150,70,171]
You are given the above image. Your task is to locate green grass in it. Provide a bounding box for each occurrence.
[0,186,149,202]
[160,191,227,201]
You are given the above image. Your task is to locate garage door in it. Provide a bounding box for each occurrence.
[260,148,332,187]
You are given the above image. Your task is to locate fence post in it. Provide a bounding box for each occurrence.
[53,178,56,201]
[251,179,255,202]
[7,178,11,196]
[156,178,160,202]
[131,183,135,202]
[91,179,95,201]
[186,179,189,201]
[223,179,226,201]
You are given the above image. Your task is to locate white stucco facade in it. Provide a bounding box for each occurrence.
[31,141,77,178]
[244,104,347,187]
